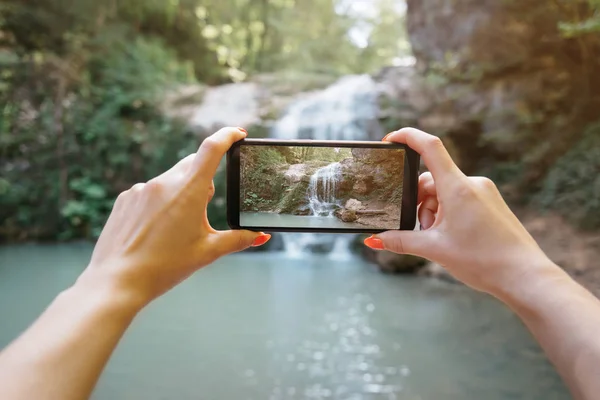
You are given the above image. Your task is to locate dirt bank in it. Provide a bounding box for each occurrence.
[517,209,600,297]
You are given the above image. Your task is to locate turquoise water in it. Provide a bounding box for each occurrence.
[241,212,363,229]
[0,244,569,399]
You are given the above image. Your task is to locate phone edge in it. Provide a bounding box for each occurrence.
[226,139,419,232]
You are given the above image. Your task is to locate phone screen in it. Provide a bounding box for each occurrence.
[238,145,405,230]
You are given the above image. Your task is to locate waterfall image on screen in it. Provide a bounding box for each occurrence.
[240,146,405,230]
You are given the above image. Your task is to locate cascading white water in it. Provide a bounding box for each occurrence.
[270,75,382,258]
[272,74,382,141]
[308,162,342,217]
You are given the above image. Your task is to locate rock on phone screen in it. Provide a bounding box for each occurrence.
[239,145,405,230]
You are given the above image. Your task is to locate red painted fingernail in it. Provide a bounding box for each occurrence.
[252,234,271,247]
[364,236,385,250]
[238,127,248,135]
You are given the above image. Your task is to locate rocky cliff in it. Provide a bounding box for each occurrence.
[405,0,600,181]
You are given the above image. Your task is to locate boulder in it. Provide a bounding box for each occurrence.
[284,164,309,184]
[340,209,358,223]
[345,199,363,211]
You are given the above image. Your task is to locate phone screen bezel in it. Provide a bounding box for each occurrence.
[227,139,419,233]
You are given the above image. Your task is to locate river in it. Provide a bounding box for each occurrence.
[0,244,569,399]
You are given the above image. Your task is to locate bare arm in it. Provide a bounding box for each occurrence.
[0,280,139,400]
[368,127,600,400]
[0,127,270,400]
[498,263,600,400]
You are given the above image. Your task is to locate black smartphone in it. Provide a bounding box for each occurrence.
[227,139,419,233]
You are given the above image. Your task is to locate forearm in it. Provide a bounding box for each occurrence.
[0,275,142,400]
[495,260,600,400]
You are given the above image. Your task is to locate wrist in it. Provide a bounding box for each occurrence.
[491,256,570,312]
[69,268,148,319]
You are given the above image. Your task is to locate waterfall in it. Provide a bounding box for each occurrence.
[272,74,382,140]
[308,163,342,217]
[269,74,382,258]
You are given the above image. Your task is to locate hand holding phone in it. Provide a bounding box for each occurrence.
[227,139,419,233]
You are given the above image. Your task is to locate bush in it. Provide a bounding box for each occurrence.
[537,122,600,230]
[0,36,199,241]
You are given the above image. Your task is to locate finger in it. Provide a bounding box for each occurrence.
[419,208,435,230]
[417,172,436,204]
[154,154,195,183]
[366,230,432,257]
[129,183,146,194]
[208,180,216,203]
[190,127,247,184]
[418,197,438,230]
[208,230,270,257]
[384,128,464,190]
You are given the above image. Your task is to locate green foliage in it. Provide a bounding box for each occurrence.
[537,122,600,230]
[60,178,113,240]
[0,33,197,241]
[559,0,600,37]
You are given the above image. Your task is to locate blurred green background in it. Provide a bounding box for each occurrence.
[1,0,599,243]
[0,0,411,240]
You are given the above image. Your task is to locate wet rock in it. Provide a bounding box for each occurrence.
[340,209,358,223]
[293,206,311,216]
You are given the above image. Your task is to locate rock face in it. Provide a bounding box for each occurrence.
[404,0,600,181]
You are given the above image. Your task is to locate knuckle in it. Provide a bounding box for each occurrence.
[469,176,497,193]
[384,237,405,254]
[115,191,128,204]
[238,234,247,250]
[478,177,497,191]
[201,136,222,152]
[145,179,163,193]
[454,179,478,199]
[130,183,146,192]
[388,241,404,255]
[426,135,444,150]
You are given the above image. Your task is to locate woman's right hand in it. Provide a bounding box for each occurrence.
[364,128,561,296]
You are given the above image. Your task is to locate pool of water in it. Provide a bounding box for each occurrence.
[0,244,569,399]
[241,212,362,229]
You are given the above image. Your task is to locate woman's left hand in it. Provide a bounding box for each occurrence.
[80,127,270,307]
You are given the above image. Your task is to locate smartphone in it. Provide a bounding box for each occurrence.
[227,139,419,233]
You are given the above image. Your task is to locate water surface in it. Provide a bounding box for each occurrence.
[241,212,361,229]
[0,244,569,399]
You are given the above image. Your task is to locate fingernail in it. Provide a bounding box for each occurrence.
[252,234,271,247]
[382,132,394,142]
[238,127,248,135]
[364,235,385,250]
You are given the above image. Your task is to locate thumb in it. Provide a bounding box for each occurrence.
[211,230,271,256]
[370,230,432,258]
